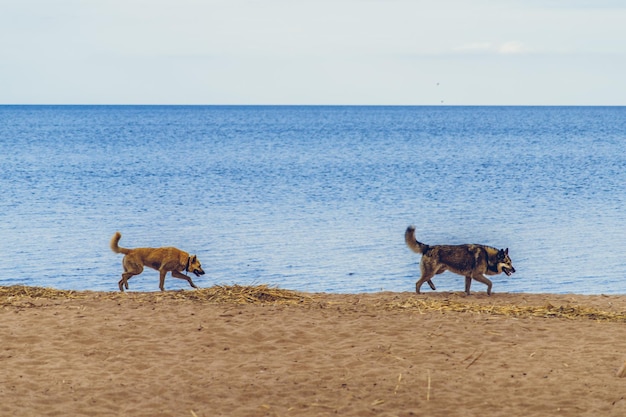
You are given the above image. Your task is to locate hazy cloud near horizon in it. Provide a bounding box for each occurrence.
[1,0,625,105]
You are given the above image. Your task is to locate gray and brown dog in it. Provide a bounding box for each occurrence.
[405,226,515,295]
[110,232,205,292]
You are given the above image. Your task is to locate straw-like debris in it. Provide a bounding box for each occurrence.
[0,284,311,306]
[156,284,313,305]
[1,285,624,322]
[0,285,82,300]
[381,297,626,322]
[0,286,86,308]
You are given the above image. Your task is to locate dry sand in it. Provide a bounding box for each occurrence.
[1,285,625,416]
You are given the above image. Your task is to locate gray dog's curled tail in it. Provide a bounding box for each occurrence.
[110,231,131,255]
[405,225,430,254]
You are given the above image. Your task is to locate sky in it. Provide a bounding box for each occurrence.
[1,0,625,105]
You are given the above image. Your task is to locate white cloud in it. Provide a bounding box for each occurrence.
[498,41,532,55]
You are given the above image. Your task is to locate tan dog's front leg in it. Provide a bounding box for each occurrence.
[172,270,198,289]
[159,270,167,291]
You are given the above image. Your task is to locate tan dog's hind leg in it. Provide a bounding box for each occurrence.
[171,270,198,289]
[119,257,143,292]
[119,273,134,292]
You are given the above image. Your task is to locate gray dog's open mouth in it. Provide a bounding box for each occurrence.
[502,267,515,276]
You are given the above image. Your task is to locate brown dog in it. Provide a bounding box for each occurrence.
[405,226,515,295]
[110,232,205,292]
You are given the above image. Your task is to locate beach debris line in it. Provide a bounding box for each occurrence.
[381,297,626,322]
[0,284,311,306]
[1,285,625,322]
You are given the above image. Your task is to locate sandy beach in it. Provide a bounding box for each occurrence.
[1,285,625,416]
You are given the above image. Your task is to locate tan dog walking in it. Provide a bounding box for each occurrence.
[110,232,205,292]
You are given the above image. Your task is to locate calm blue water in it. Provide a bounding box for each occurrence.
[1,106,625,294]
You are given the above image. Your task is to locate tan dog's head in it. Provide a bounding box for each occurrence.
[496,248,515,276]
[188,255,205,277]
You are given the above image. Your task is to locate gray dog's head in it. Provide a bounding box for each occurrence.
[497,248,515,276]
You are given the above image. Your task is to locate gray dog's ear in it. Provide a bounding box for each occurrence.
[505,248,509,255]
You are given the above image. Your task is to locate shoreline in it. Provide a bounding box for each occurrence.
[2,285,625,416]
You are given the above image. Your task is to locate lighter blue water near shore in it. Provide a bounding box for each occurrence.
[1,106,625,294]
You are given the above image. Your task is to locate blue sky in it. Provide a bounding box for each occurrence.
[1,0,625,105]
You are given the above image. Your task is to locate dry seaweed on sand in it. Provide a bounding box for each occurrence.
[158,284,313,305]
[381,297,626,322]
[0,285,86,307]
[0,284,311,306]
[1,285,625,322]
[0,285,80,299]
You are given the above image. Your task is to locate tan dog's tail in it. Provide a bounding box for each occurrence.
[110,232,131,255]
[405,225,429,254]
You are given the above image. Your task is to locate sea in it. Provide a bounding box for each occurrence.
[1,105,625,294]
